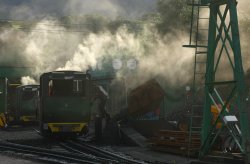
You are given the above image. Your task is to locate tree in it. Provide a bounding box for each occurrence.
[156,0,191,34]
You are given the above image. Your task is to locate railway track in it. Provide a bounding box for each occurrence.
[0,139,147,164]
[59,142,119,163]
[65,139,146,164]
[0,140,100,164]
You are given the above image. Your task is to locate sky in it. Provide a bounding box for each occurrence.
[0,0,157,20]
[0,0,248,20]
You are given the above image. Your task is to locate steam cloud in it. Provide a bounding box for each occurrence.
[0,0,249,88]
[21,76,37,85]
[0,18,193,88]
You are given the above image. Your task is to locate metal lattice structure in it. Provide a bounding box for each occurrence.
[185,0,250,161]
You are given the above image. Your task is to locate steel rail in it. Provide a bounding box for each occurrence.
[0,145,97,164]
[71,140,146,164]
[66,140,116,160]
[59,142,118,163]
[0,141,99,164]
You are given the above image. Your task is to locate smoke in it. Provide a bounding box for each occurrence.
[57,27,145,71]
[238,0,250,16]
[56,26,193,88]
[0,0,195,90]
[0,18,193,89]
[238,0,250,76]
[137,34,193,87]
[2,0,248,89]
[0,1,249,86]
[21,76,37,85]
[23,19,82,76]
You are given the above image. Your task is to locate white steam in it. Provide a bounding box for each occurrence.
[21,76,37,85]
[57,27,144,71]
[23,19,82,75]
[0,19,194,88]
[56,26,193,87]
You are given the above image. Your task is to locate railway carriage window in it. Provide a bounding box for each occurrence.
[73,80,85,96]
[48,80,53,96]
[48,79,84,97]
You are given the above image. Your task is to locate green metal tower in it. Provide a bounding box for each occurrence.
[185,0,250,161]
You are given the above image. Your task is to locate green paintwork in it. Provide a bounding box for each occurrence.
[16,85,39,120]
[0,78,7,113]
[43,97,90,122]
[39,71,92,133]
[200,0,248,156]
[201,0,250,159]
[201,4,217,155]
[186,0,250,161]
[21,99,36,115]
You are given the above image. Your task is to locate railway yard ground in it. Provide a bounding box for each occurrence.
[0,124,192,164]
[0,154,42,164]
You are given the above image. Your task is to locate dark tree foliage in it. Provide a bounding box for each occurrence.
[156,0,191,34]
[54,0,193,36]
[83,15,108,33]
[57,0,192,36]
[60,15,108,33]
[107,17,143,34]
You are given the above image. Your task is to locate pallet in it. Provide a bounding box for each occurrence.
[148,130,201,155]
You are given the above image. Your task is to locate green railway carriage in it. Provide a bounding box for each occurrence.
[7,83,21,122]
[39,71,92,136]
[0,78,7,113]
[16,85,39,122]
[0,78,8,127]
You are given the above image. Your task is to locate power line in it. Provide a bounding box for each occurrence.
[0,18,143,34]
[0,26,89,34]
[0,66,33,68]
[0,18,107,28]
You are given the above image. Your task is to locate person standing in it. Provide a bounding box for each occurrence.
[91,86,108,142]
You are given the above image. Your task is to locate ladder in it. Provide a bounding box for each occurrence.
[183,0,210,156]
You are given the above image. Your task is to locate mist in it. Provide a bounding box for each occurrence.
[1,0,249,89]
[21,76,37,85]
[0,17,193,89]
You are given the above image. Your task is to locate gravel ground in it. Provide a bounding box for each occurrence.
[0,125,190,164]
[0,126,45,163]
[112,146,190,164]
[0,154,42,164]
[0,126,42,141]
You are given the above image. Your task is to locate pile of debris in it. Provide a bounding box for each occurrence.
[128,79,165,117]
[148,130,200,156]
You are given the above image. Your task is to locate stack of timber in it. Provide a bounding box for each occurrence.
[148,130,201,156]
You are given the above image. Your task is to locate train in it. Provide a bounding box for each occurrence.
[16,85,39,123]
[0,70,109,138]
[0,78,7,127]
[39,71,92,136]
[0,80,40,126]
[7,83,21,123]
